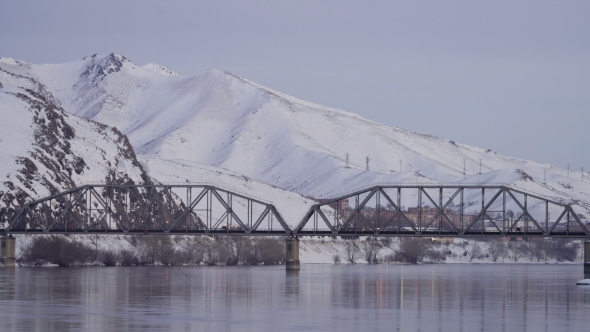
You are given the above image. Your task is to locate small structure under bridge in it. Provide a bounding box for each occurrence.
[0,183,589,273]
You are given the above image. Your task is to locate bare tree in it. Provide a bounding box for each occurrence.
[363,240,382,264]
[507,241,525,262]
[179,237,205,264]
[469,242,484,262]
[488,239,507,262]
[523,242,536,261]
[345,241,361,264]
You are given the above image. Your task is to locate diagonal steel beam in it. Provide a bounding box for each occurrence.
[505,190,545,233]
[421,188,461,232]
[379,188,418,233]
[568,207,589,235]
[251,208,270,231]
[210,189,249,232]
[463,189,503,233]
[340,189,377,230]
[295,207,317,232]
[169,188,208,231]
[46,188,88,230]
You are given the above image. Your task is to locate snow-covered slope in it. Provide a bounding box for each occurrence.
[138,156,316,228]
[1,54,589,221]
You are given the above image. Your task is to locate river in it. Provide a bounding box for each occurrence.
[0,264,589,331]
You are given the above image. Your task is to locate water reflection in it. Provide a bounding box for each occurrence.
[0,265,589,331]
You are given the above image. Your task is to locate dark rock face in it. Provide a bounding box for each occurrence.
[78,53,127,85]
[0,68,152,225]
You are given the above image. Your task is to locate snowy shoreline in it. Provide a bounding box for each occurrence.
[10,234,583,267]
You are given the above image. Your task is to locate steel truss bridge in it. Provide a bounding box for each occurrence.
[296,184,589,238]
[1,184,589,238]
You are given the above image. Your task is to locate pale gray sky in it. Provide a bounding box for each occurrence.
[1,1,589,170]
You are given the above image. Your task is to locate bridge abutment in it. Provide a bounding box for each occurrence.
[1,235,16,267]
[584,241,590,278]
[286,237,300,270]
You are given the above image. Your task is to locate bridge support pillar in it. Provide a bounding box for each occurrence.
[286,237,300,270]
[1,235,16,267]
[584,241,590,278]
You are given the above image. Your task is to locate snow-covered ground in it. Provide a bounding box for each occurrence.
[299,237,583,264]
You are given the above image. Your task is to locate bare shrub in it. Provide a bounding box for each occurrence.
[332,254,341,264]
[23,235,94,267]
[100,250,118,266]
[395,238,431,264]
[135,235,175,265]
[257,238,285,265]
[120,250,139,266]
[426,249,446,262]
[178,237,205,264]
[553,239,579,262]
[382,253,397,263]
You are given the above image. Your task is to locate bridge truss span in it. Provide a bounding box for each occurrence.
[295,185,589,238]
[4,184,290,235]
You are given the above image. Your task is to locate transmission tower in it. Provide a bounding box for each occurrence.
[345,153,350,168]
[366,156,370,171]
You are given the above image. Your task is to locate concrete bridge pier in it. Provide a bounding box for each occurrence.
[1,235,16,267]
[584,241,590,278]
[286,237,300,270]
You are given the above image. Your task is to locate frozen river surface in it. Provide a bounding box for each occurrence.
[0,264,589,331]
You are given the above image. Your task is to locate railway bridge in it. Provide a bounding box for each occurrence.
[1,183,589,273]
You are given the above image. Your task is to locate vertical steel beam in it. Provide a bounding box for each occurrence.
[502,189,506,233]
[460,188,464,233]
[439,188,443,233]
[524,194,531,234]
[545,201,549,233]
[380,190,381,231]
[480,188,486,234]
[397,188,401,232]
[207,188,211,231]
[418,188,422,232]
[355,194,359,231]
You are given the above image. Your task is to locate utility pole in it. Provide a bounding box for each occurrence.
[479,159,482,174]
[463,159,466,179]
[567,164,570,178]
[345,153,350,168]
[366,156,370,171]
[582,167,584,181]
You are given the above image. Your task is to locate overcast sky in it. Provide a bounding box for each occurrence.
[1,1,589,171]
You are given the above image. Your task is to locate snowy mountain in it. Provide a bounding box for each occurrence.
[1,54,589,221]
[0,58,316,228]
